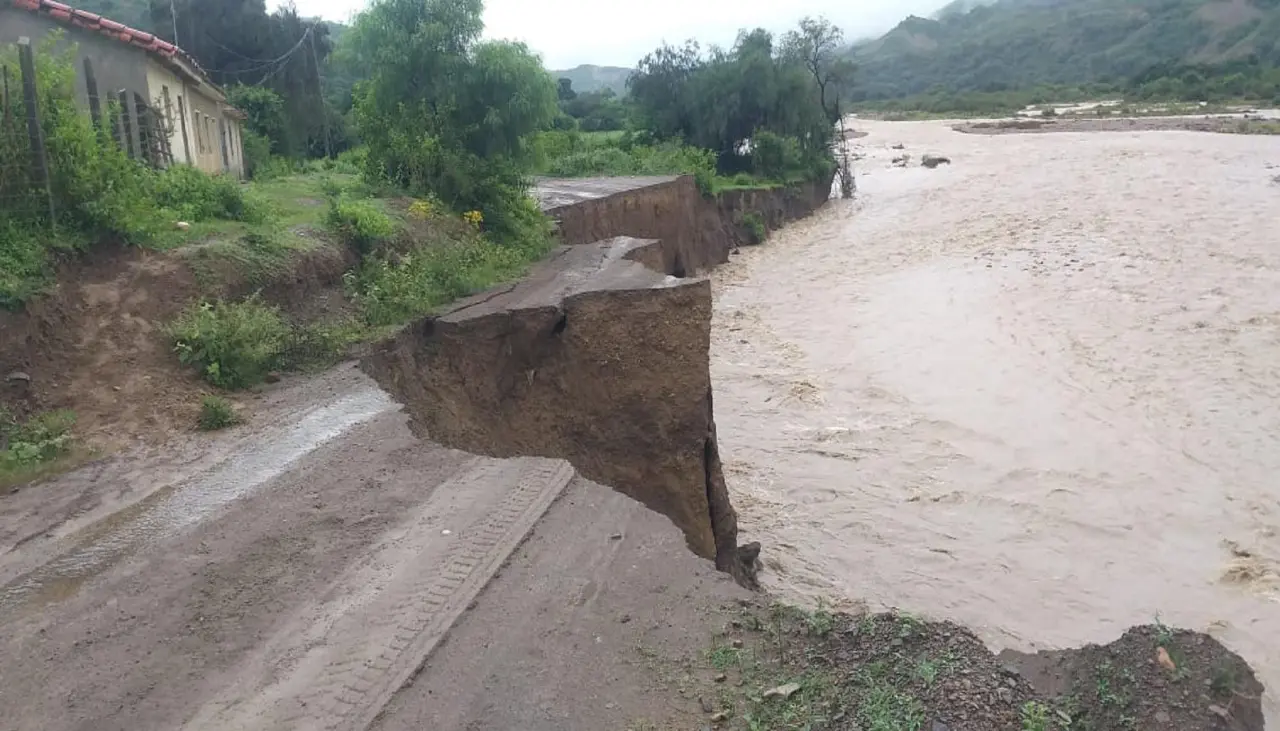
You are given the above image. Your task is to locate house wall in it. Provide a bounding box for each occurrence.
[1,6,149,156]
[2,6,245,178]
[143,61,191,166]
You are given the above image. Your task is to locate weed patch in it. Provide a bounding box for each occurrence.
[169,297,292,389]
[740,212,768,245]
[326,198,397,254]
[346,234,551,327]
[197,395,243,431]
[0,408,77,486]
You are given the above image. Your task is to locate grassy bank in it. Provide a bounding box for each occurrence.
[531,130,832,195]
[654,603,1263,731]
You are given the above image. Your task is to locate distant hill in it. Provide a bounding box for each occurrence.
[850,0,1280,98]
[551,65,632,95]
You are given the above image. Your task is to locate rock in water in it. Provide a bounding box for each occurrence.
[922,154,952,169]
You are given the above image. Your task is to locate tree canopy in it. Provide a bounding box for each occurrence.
[347,0,557,241]
[627,21,842,175]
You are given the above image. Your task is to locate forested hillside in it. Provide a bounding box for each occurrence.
[851,0,1280,99]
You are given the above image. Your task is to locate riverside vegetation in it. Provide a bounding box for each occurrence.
[1,0,845,478]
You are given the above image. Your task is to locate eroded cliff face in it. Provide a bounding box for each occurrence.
[362,176,833,588]
[543,173,835,276]
[361,238,758,586]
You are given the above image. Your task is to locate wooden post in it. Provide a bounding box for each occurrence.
[2,65,12,133]
[117,89,136,158]
[176,94,190,164]
[308,25,332,159]
[83,57,102,132]
[218,117,229,172]
[17,38,55,225]
[135,92,154,166]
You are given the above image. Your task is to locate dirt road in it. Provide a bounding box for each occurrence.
[0,366,745,730]
[712,119,1280,719]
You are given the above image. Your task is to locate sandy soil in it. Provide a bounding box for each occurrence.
[712,119,1280,720]
[956,115,1280,135]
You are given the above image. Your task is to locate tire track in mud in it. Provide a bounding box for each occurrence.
[184,457,575,731]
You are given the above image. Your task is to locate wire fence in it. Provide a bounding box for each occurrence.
[1,38,174,232]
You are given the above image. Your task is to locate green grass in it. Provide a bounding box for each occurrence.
[0,408,79,488]
[1021,700,1053,731]
[197,395,242,431]
[856,676,927,731]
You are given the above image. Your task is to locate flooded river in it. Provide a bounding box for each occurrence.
[712,119,1280,715]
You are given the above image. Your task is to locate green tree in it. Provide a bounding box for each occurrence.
[557,77,577,101]
[349,0,556,242]
[781,16,856,123]
[628,21,839,176]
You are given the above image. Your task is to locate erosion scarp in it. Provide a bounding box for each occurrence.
[361,237,757,586]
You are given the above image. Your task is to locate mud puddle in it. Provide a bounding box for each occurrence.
[0,383,391,615]
[712,119,1280,718]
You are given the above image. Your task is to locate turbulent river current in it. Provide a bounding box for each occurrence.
[712,118,1280,717]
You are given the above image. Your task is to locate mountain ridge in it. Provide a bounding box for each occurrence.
[550,64,632,95]
[850,0,1280,99]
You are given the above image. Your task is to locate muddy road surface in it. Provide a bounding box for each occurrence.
[713,119,1280,718]
[0,366,746,730]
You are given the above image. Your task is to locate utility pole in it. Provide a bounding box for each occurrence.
[308,24,332,159]
[170,0,179,45]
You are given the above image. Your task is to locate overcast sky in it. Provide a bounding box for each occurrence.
[279,0,954,69]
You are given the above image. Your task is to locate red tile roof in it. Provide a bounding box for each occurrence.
[10,0,212,84]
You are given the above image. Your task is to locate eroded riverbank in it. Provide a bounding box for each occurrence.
[713,119,1280,718]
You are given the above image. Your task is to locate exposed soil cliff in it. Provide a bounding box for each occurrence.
[361,238,757,586]
[542,173,835,275]
[362,176,835,588]
[0,238,354,446]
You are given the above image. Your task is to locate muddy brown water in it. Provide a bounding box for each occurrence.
[712,119,1280,719]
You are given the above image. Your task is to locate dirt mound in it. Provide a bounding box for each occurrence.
[1006,625,1266,731]
[0,238,359,452]
[699,605,1264,731]
[361,237,757,587]
[0,243,203,448]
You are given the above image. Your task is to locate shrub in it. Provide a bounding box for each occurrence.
[741,212,767,244]
[325,199,397,254]
[751,131,802,181]
[197,395,242,431]
[153,165,266,223]
[239,130,274,179]
[169,296,291,389]
[0,408,76,469]
[694,168,715,198]
[347,235,545,326]
[332,147,367,175]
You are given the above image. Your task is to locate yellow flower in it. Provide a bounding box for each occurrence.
[407,199,435,219]
[462,210,484,227]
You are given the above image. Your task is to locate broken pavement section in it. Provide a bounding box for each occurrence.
[361,237,759,587]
